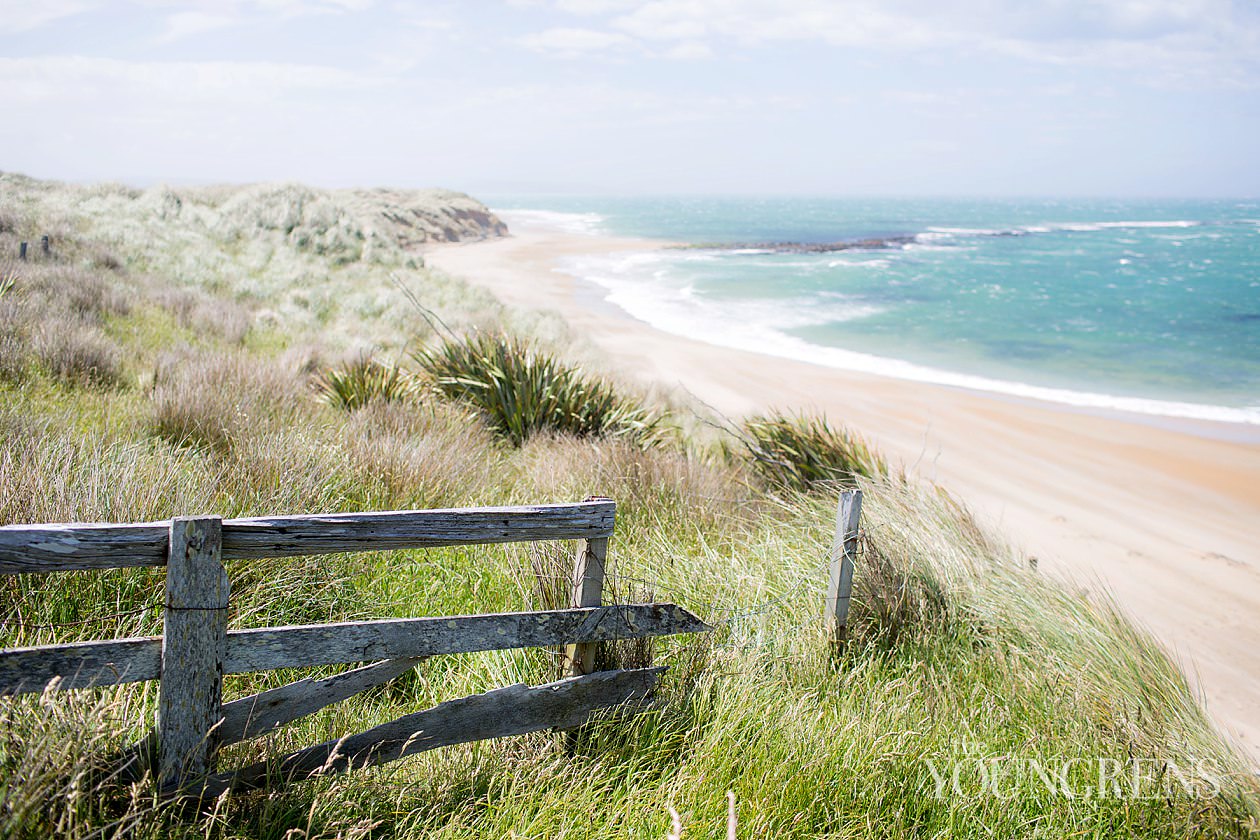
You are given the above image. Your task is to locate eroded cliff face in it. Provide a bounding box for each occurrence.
[362,188,509,246]
[201,184,509,262]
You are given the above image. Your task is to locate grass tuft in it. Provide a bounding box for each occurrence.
[149,350,307,453]
[314,352,415,411]
[739,412,888,492]
[414,332,669,447]
[33,323,123,388]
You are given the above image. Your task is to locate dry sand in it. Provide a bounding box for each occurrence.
[425,219,1260,765]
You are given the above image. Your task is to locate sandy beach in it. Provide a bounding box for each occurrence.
[426,218,1260,765]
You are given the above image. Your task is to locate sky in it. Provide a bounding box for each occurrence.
[1,0,1258,197]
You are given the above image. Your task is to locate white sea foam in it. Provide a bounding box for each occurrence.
[903,241,964,252]
[924,226,1023,237]
[558,249,1260,427]
[560,252,883,333]
[919,220,1204,243]
[1046,220,1201,233]
[494,208,606,236]
[829,258,891,269]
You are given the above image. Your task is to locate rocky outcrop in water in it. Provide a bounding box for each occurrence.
[673,235,916,253]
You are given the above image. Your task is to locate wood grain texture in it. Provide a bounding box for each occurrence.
[219,657,425,746]
[223,604,706,675]
[825,490,863,642]
[0,502,615,573]
[219,502,616,559]
[197,667,664,797]
[0,605,708,696]
[0,522,167,574]
[564,537,608,677]
[158,517,229,788]
[0,636,161,695]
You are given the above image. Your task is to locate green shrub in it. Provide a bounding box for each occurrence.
[739,412,887,492]
[413,332,668,447]
[314,352,414,411]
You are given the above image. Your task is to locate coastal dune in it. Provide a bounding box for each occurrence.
[426,216,1260,765]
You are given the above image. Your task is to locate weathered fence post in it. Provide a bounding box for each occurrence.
[564,499,610,677]
[158,516,228,790]
[40,235,49,257]
[18,242,26,261]
[825,490,863,644]
[564,537,607,676]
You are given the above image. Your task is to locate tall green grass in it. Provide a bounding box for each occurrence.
[0,187,1257,839]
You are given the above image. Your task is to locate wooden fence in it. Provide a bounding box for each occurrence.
[0,499,709,799]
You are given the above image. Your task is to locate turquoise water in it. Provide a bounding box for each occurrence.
[488,197,1260,424]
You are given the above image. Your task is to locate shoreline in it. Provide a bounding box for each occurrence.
[425,219,1260,765]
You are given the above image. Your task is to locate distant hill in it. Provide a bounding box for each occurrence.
[0,173,508,266]
[0,172,512,350]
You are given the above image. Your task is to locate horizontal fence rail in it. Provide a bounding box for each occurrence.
[0,604,707,696]
[0,501,616,574]
[0,498,714,798]
[199,668,665,798]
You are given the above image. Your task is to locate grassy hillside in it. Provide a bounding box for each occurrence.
[1,174,1257,839]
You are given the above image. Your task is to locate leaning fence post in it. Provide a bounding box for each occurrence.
[564,499,610,677]
[158,516,228,790]
[825,490,863,644]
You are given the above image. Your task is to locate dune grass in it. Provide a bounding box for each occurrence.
[314,352,416,412]
[0,180,1257,839]
[414,331,670,448]
[737,411,890,492]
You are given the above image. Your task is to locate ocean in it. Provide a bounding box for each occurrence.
[487,197,1260,425]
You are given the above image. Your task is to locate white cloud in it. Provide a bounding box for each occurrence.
[0,56,374,106]
[131,0,374,19]
[663,40,712,60]
[155,11,240,43]
[555,0,642,14]
[0,0,92,31]
[516,27,638,58]
[252,0,374,14]
[524,0,1260,86]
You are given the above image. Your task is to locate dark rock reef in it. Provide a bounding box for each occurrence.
[673,234,916,254]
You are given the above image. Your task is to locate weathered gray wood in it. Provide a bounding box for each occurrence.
[219,657,425,746]
[564,536,608,677]
[197,667,664,797]
[0,636,161,695]
[0,522,168,574]
[158,516,229,788]
[0,605,708,696]
[219,501,615,559]
[223,604,704,675]
[18,241,27,261]
[825,490,863,642]
[0,502,615,574]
